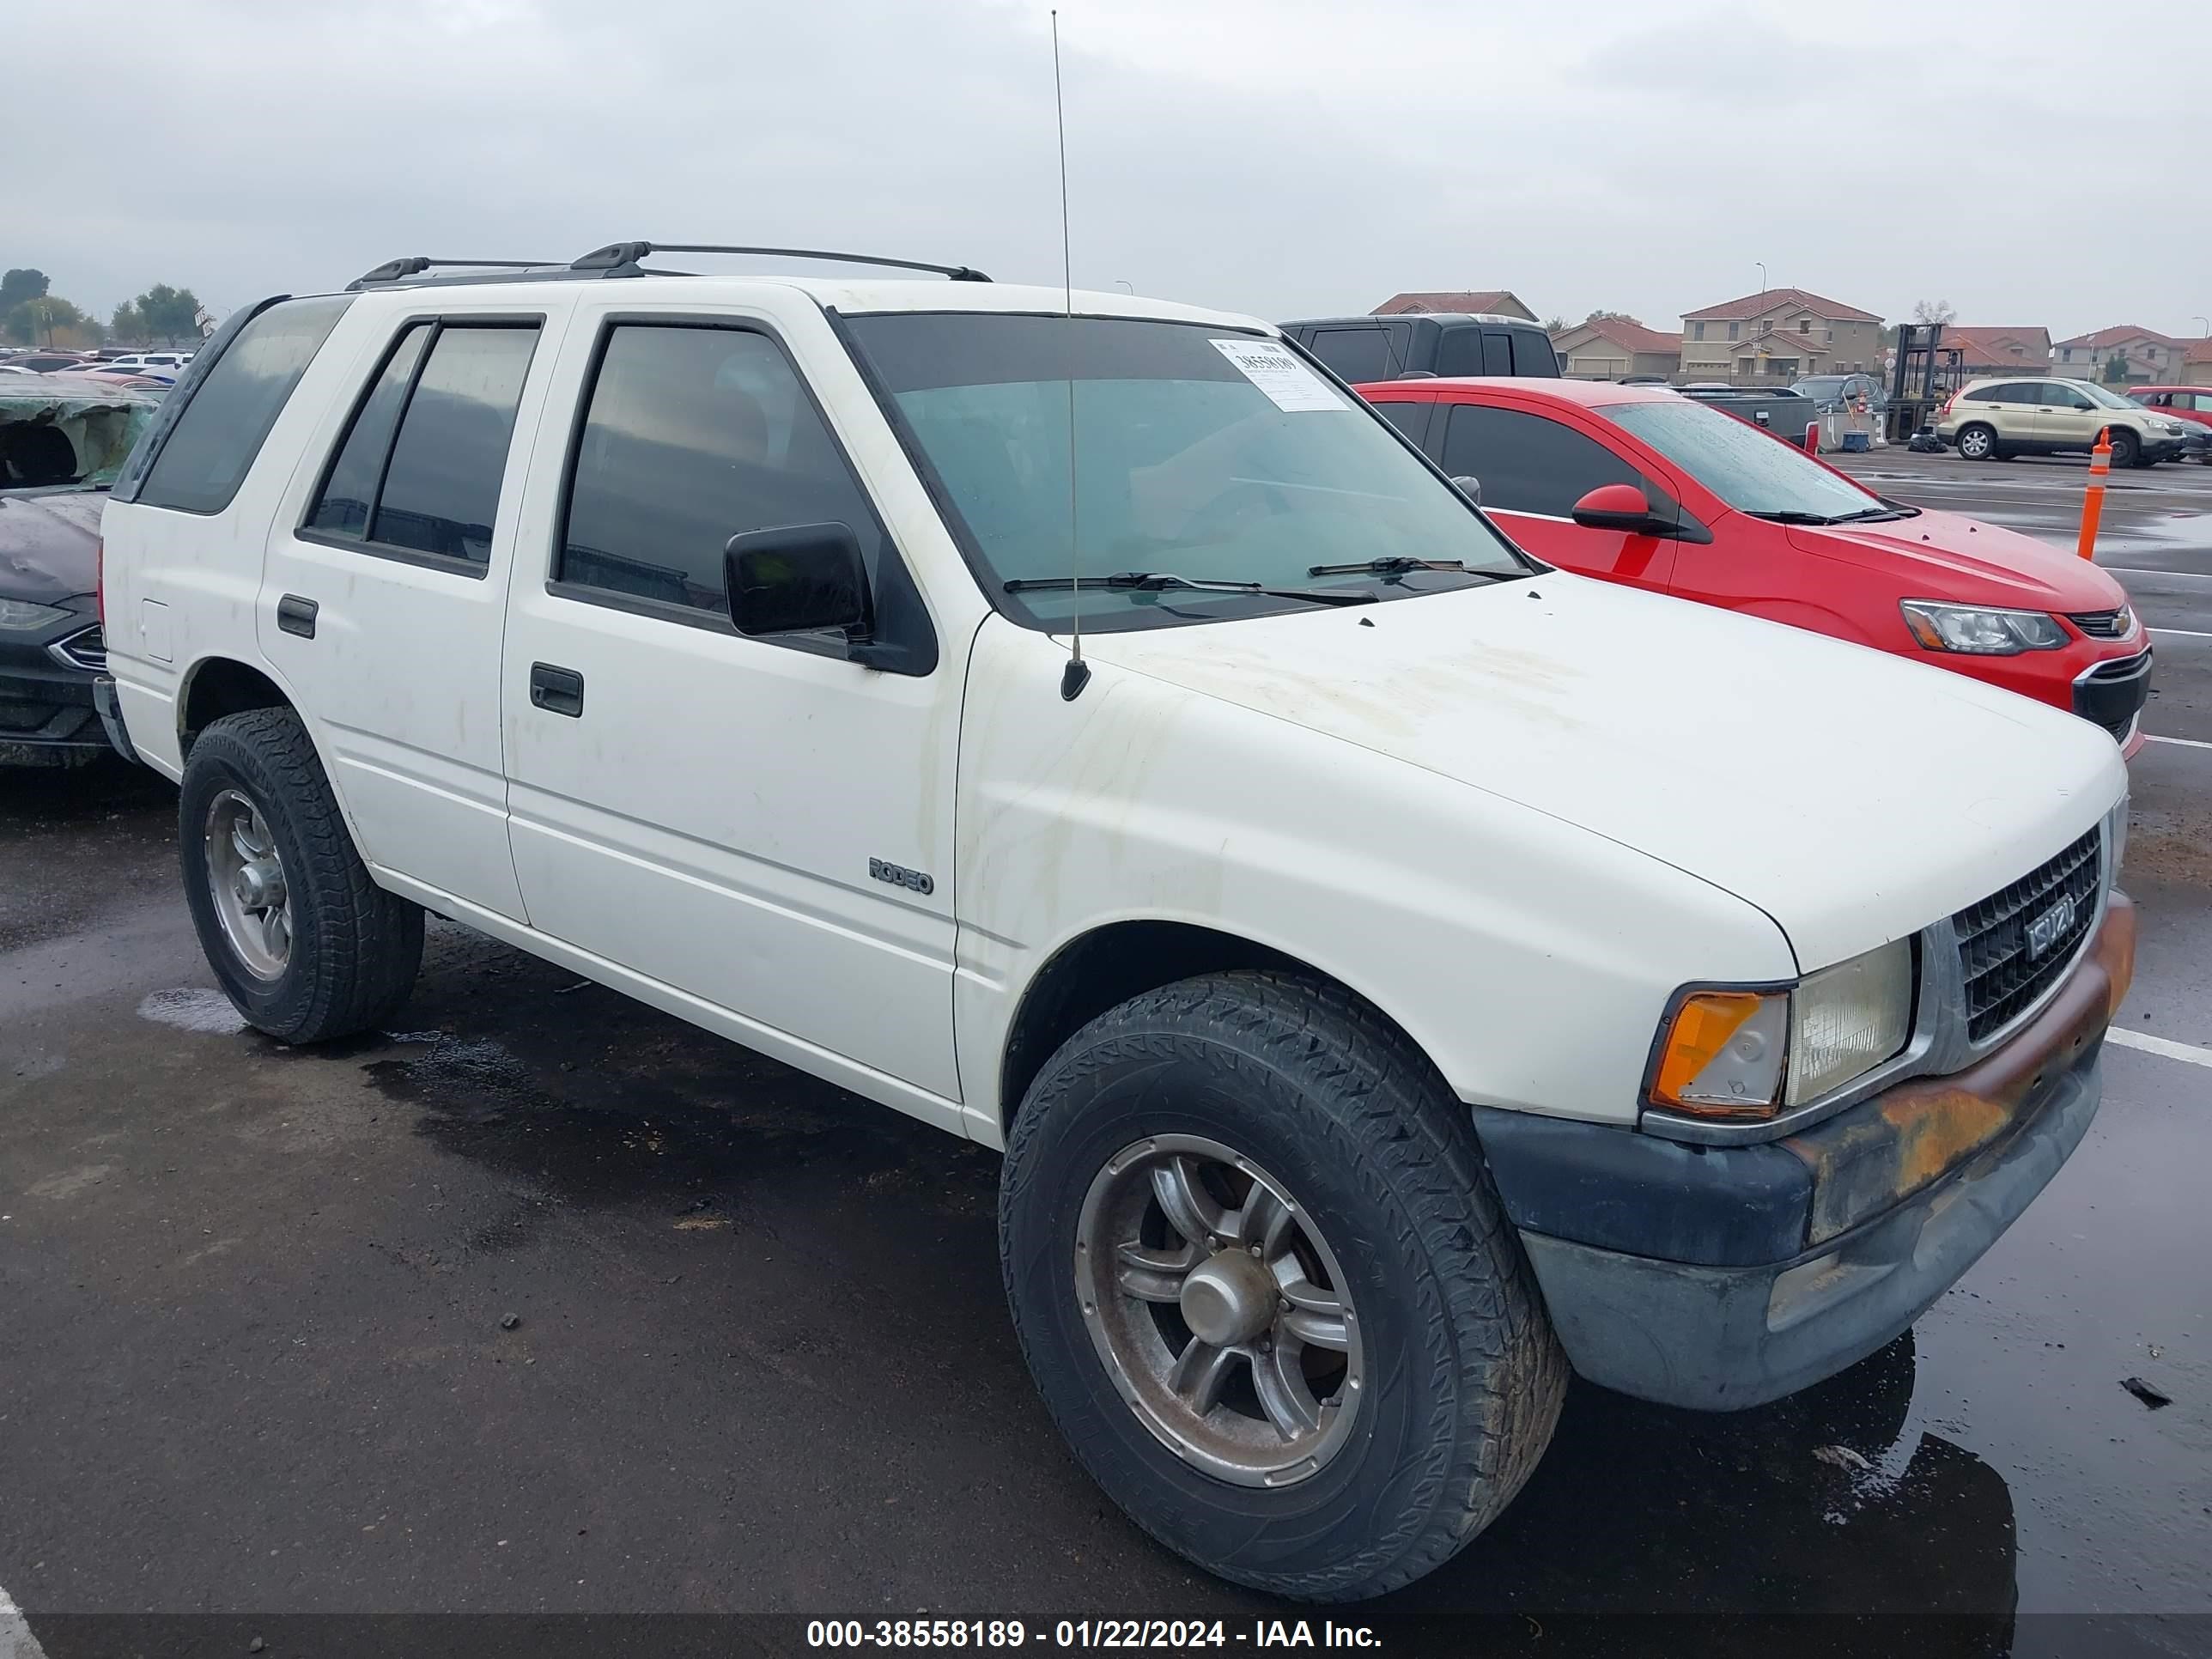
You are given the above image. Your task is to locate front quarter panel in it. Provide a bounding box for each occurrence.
[951,617,1795,1146]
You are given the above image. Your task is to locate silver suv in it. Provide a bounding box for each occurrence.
[1937,375,2188,466]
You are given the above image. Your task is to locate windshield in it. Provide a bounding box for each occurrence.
[1607,397,1881,520]
[1,391,159,491]
[2078,381,2141,411]
[842,313,1530,632]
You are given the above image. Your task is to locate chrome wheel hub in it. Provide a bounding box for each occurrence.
[204,788,293,981]
[1075,1134,1362,1488]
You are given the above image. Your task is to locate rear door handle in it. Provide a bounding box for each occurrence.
[276,594,318,639]
[529,662,584,717]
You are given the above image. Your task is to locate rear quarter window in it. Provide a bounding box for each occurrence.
[130,295,352,514]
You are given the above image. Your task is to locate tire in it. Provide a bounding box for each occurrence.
[2108,428,2140,469]
[1955,422,1997,461]
[1000,971,1566,1601]
[179,707,422,1043]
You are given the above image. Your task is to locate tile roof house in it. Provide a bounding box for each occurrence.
[2184,339,2212,384]
[1942,326,2051,374]
[1549,316,1683,381]
[1373,289,1537,322]
[2053,326,2188,386]
[1679,288,1884,385]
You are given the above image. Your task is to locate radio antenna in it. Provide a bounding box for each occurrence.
[1052,9,1089,702]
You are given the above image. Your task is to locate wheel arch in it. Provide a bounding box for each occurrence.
[995,918,1442,1141]
[177,653,297,758]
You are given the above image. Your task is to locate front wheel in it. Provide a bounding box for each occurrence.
[1000,972,1566,1601]
[2108,428,2140,469]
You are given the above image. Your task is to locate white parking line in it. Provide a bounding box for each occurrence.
[2110,1028,2212,1069]
[2145,734,2212,751]
[0,1583,48,1659]
[2105,566,2212,580]
[2148,626,2212,639]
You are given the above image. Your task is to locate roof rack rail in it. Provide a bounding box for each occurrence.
[569,242,992,282]
[345,257,569,291]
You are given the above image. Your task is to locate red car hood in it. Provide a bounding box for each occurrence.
[1785,508,2130,611]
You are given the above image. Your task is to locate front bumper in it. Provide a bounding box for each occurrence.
[0,605,112,763]
[2074,647,2154,744]
[1475,894,2135,1410]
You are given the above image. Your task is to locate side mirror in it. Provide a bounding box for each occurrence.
[725,522,872,640]
[1449,474,1482,504]
[1571,483,1671,535]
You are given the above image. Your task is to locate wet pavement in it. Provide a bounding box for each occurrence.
[3,462,2210,1653]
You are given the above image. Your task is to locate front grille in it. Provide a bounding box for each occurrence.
[2067,607,2133,639]
[1953,828,2101,1042]
[49,624,106,672]
[2073,647,2153,740]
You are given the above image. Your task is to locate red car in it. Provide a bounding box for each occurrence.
[2128,386,2212,460]
[1358,378,2151,755]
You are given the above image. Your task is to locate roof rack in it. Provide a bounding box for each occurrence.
[346,257,571,291]
[568,242,992,282]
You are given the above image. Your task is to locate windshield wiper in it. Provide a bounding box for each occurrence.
[1743,509,1842,525]
[1825,505,1915,524]
[1305,556,1501,580]
[1004,571,1376,607]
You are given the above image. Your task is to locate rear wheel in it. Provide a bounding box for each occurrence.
[179,708,422,1043]
[1955,422,1997,460]
[1000,972,1566,1601]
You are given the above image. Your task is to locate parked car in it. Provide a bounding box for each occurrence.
[57,362,174,388]
[0,376,162,764]
[1279,312,1559,381]
[100,256,2133,1600]
[0,350,94,374]
[1358,377,2152,753]
[1936,375,2188,466]
[2127,386,2212,462]
[103,350,193,374]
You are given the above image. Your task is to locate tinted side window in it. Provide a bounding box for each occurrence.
[1971,382,2027,404]
[1480,332,1513,376]
[1440,403,1643,518]
[306,322,433,536]
[1306,327,1393,382]
[1372,399,1433,449]
[558,324,915,650]
[1509,329,1559,375]
[136,295,351,514]
[1432,327,1485,377]
[370,325,539,563]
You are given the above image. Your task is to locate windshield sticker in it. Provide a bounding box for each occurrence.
[1209,338,1346,413]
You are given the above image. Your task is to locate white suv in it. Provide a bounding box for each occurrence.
[96,244,2134,1600]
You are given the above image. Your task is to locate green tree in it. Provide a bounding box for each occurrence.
[1584,308,1644,325]
[0,268,49,313]
[109,301,146,343]
[2103,351,2130,385]
[133,283,203,344]
[5,295,88,346]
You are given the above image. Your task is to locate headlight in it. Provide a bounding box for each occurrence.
[0,599,71,630]
[1649,939,1914,1121]
[1900,599,2068,655]
[2159,421,2184,434]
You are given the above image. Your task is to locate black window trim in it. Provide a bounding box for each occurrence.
[293,310,547,582]
[824,307,1543,637]
[544,309,939,677]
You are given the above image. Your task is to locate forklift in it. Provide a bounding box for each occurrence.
[1887,323,1966,447]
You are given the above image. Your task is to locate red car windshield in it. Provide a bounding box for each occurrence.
[1607,398,1893,525]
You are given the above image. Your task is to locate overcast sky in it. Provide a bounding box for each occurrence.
[16,0,2212,341]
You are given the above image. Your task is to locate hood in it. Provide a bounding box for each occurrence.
[1785,509,2130,611]
[0,489,103,603]
[1079,573,2125,971]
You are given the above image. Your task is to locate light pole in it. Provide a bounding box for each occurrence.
[1114,279,1133,295]
[2197,315,2209,337]
[1755,262,1767,295]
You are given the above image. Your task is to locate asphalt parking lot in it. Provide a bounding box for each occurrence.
[3,452,2209,1656]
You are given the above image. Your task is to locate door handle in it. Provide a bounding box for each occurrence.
[529,662,585,717]
[276,594,318,639]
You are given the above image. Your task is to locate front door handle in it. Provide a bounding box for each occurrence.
[529,662,584,718]
[276,594,318,639]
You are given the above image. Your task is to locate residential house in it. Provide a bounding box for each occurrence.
[1679,287,1883,385]
[2185,339,2212,387]
[1942,326,2051,375]
[1373,289,1538,322]
[1549,317,1683,381]
[2052,326,2188,386]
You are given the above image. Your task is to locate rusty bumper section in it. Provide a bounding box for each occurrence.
[1478,895,2135,1410]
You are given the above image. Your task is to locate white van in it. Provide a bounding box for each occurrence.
[95,245,2134,1600]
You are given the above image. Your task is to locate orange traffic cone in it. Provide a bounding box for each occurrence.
[2077,428,2111,561]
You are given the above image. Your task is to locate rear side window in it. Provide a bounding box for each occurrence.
[555,322,931,670]
[1440,403,1644,518]
[1480,332,1513,376]
[1509,329,1558,375]
[304,321,539,568]
[135,295,351,514]
[1432,329,1485,377]
[1973,382,2032,404]
[1305,327,1393,382]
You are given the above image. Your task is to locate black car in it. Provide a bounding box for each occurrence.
[1,376,161,765]
[1278,313,1560,381]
